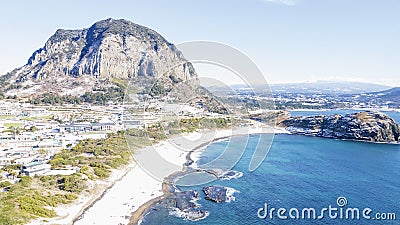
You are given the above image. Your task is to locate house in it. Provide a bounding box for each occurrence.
[91,122,116,131]
[60,123,91,133]
[123,120,142,129]
[0,156,12,166]
[21,162,51,176]
[60,122,117,133]
[44,166,80,176]
[14,156,36,165]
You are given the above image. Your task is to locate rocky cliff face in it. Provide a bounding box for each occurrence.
[2,18,198,97]
[279,111,400,143]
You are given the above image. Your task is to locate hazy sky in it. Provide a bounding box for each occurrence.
[0,0,399,86]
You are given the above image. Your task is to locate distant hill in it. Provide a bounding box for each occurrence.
[227,81,391,95]
[269,81,391,94]
[0,18,199,103]
[352,87,400,108]
[371,87,400,96]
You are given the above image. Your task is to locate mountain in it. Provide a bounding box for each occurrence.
[0,18,198,100]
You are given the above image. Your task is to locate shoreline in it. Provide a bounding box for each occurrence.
[286,132,400,145]
[128,126,283,225]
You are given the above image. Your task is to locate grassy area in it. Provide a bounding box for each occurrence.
[47,130,142,179]
[165,117,235,134]
[3,123,23,128]
[20,115,54,121]
[0,175,80,224]
[0,131,134,224]
[0,115,15,120]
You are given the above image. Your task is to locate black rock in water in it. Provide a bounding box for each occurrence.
[164,190,209,221]
[203,186,228,203]
[167,190,199,211]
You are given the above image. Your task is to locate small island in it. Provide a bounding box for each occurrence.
[279,111,400,143]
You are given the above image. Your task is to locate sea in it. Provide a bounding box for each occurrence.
[140,110,400,225]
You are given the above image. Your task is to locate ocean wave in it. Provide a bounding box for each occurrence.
[190,138,231,168]
[212,137,230,144]
[219,170,244,180]
[225,187,240,203]
[169,208,209,221]
[167,190,210,221]
[189,194,201,207]
[189,144,209,168]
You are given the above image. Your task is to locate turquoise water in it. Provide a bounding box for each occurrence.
[141,111,400,224]
[383,111,400,124]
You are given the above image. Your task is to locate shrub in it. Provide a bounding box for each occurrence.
[0,181,12,188]
[94,167,111,179]
[19,176,32,187]
[58,174,87,193]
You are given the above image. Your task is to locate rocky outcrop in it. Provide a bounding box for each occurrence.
[165,190,209,221]
[203,186,227,203]
[279,111,400,143]
[203,186,237,203]
[167,190,199,211]
[2,18,198,97]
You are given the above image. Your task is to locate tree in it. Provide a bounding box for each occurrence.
[39,149,47,155]
[58,175,87,193]
[94,167,111,179]
[30,126,38,132]
[7,169,17,179]
[19,176,32,187]
[0,181,12,188]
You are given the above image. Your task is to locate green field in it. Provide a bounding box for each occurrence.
[2,123,23,128]
[0,115,15,120]
[20,115,53,121]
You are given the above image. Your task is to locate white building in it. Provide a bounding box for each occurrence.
[22,162,51,176]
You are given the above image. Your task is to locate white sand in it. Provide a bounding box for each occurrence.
[73,164,163,225]
[28,126,285,225]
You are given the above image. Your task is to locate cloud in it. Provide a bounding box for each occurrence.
[263,0,297,6]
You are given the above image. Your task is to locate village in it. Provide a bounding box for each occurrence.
[0,99,144,179]
[0,96,234,182]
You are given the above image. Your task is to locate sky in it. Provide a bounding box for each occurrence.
[0,0,399,86]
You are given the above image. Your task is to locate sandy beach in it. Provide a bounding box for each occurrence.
[28,125,288,225]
